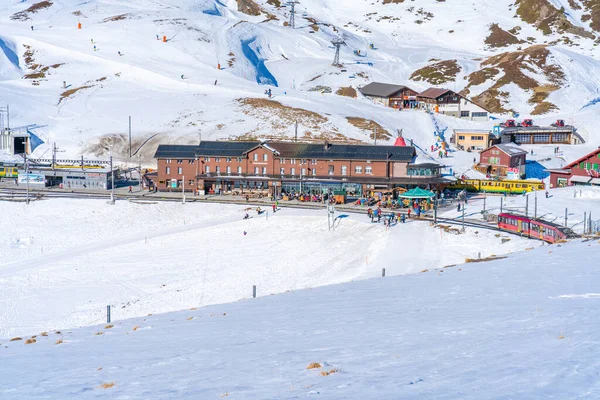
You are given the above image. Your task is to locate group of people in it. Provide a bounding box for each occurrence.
[367,207,409,226]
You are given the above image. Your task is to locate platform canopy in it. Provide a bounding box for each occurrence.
[398,187,435,198]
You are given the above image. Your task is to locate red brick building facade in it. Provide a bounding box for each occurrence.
[153,141,447,196]
[548,147,600,188]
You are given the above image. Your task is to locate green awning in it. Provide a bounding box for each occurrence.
[398,187,435,199]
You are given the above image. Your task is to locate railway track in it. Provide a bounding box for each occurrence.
[0,187,532,240]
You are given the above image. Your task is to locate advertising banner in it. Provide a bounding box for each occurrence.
[18,173,45,185]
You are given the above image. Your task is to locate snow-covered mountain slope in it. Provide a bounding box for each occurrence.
[1,236,599,399]
[0,0,599,166]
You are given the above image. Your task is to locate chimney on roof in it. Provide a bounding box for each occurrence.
[324,141,331,150]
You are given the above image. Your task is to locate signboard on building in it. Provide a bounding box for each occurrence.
[506,167,520,180]
[18,173,45,185]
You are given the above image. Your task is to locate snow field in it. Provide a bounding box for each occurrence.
[0,198,539,338]
[1,238,599,399]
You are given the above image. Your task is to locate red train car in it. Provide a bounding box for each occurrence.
[498,213,578,243]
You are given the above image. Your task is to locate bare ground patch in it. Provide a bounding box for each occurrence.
[465,45,565,113]
[102,14,132,23]
[485,23,525,48]
[21,45,64,84]
[237,0,263,16]
[335,86,357,98]
[410,60,461,85]
[515,0,594,38]
[346,117,391,140]
[59,86,92,104]
[11,1,53,21]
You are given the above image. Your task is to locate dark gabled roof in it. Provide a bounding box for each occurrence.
[564,147,600,169]
[154,141,417,162]
[417,87,453,99]
[267,141,415,162]
[359,82,412,98]
[154,144,198,159]
[197,141,259,157]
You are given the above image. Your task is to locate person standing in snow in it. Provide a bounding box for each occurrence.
[545,190,549,198]
[457,202,461,212]
[272,203,276,213]
[118,51,122,56]
[407,207,411,218]
[93,45,97,51]
[31,26,34,31]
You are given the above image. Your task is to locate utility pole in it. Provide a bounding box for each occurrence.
[483,192,486,214]
[128,116,132,158]
[286,1,300,29]
[500,196,503,214]
[433,197,437,224]
[525,194,529,217]
[138,154,142,192]
[182,175,186,204]
[534,191,537,219]
[23,141,30,205]
[584,212,587,234]
[564,207,568,227]
[109,153,115,204]
[461,206,465,232]
[374,126,377,145]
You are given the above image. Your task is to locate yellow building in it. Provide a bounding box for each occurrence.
[453,129,492,151]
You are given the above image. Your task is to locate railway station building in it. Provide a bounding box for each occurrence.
[153,141,449,197]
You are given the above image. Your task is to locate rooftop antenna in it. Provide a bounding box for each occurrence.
[331,37,346,66]
[286,1,300,29]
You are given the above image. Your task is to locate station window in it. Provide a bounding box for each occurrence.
[226,157,231,163]
[166,167,170,174]
[237,166,242,174]
[355,166,363,174]
[253,154,258,161]
[280,167,285,175]
[215,157,221,162]
[166,159,172,164]
[237,157,243,162]
[365,166,372,174]
[263,154,268,161]
[178,167,182,174]
[177,159,183,164]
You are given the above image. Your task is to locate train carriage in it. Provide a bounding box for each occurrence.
[498,213,577,243]
[0,164,19,179]
[446,179,544,194]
